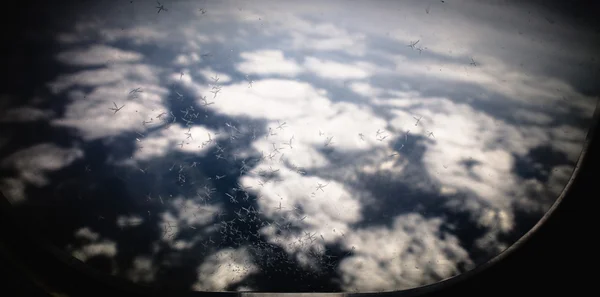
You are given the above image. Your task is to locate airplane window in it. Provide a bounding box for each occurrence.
[1,0,598,293]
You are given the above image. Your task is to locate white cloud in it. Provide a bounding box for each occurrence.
[198,79,390,153]
[304,57,373,80]
[56,45,143,66]
[338,213,473,292]
[70,227,117,263]
[47,63,160,94]
[0,143,83,186]
[238,169,362,263]
[192,247,258,291]
[130,125,221,161]
[269,13,367,55]
[292,33,366,56]
[237,50,304,76]
[384,96,585,234]
[388,101,518,231]
[173,53,201,66]
[72,241,117,262]
[348,82,385,98]
[116,215,144,229]
[195,68,233,84]
[197,79,331,120]
[75,227,100,242]
[157,196,221,250]
[52,84,167,140]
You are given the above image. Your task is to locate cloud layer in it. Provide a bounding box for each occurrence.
[1,0,597,293]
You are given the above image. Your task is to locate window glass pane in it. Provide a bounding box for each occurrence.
[1,0,597,293]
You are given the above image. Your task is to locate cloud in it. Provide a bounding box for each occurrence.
[386,99,526,231]
[47,62,161,94]
[192,247,258,291]
[338,213,473,292]
[304,57,373,80]
[129,125,221,161]
[173,53,201,66]
[71,241,116,263]
[512,109,554,125]
[99,26,169,45]
[127,256,158,283]
[75,227,100,242]
[237,50,304,76]
[515,164,575,214]
[56,45,143,66]
[0,107,55,122]
[8,0,595,292]
[116,215,144,229]
[197,79,331,120]
[197,79,390,153]
[348,82,385,98]
[0,143,83,186]
[70,227,117,263]
[194,68,233,84]
[382,95,587,235]
[157,196,221,250]
[52,84,167,140]
[291,32,366,55]
[271,14,367,55]
[237,167,363,266]
[0,178,26,204]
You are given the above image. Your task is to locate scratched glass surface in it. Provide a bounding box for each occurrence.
[1,0,598,293]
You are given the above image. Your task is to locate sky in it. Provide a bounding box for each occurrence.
[1,0,598,293]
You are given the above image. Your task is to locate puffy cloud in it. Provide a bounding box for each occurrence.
[304,57,374,80]
[70,227,117,263]
[194,68,233,84]
[0,143,83,186]
[47,63,160,94]
[71,242,117,262]
[157,196,221,250]
[197,78,330,119]
[173,53,201,66]
[127,256,158,283]
[386,99,527,231]
[348,82,385,98]
[52,84,167,140]
[116,215,144,229]
[235,166,363,269]
[129,125,222,161]
[192,247,258,291]
[56,45,143,66]
[75,227,100,242]
[237,50,304,76]
[197,79,390,153]
[338,213,473,292]
[382,95,587,235]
